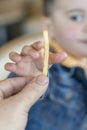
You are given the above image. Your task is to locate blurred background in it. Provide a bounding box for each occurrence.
[0,0,43,46]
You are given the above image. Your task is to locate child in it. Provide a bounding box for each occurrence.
[6,0,87,129]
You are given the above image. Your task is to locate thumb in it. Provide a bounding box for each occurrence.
[16,75,49,111]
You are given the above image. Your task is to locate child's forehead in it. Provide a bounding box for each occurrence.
[54,0,87,10]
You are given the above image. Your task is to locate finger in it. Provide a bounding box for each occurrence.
[9,52,22,62]
[5,63,17,72]
[16,75,49,111]
[21,45,39,58]
[49,52,67,64]
[0,77,32,100]
[25,48,40,59]
[21,46,44,60]
[21,41,43,55]
[31,41,44,50]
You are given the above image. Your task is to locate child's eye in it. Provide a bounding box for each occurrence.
[70,15,83,22]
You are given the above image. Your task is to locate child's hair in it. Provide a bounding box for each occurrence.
[43,0,54,16]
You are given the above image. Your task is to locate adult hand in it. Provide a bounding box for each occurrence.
[0,75,48,130]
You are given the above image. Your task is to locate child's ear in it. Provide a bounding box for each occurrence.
[42,16,55,39]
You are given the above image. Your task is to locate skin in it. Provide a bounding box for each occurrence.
[2,41,66,130]
[2,1,87,129]
[5,41,67,77]
[0,75,48,130]
[45,0,87,58]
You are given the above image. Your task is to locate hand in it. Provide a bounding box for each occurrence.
[0,75,48,130]
[5,41,67,77]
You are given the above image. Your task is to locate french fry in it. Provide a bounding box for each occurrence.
[43,30,49,76]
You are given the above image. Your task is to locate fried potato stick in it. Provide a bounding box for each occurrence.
[43,30,49,76]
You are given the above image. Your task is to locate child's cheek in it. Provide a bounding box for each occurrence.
[65,26,79,41]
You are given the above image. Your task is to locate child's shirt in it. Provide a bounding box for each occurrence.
[24,64,87,130]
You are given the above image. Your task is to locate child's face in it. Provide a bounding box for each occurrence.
[47,0,87,58]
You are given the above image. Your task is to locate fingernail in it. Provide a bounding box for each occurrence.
[37,75,48,86]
